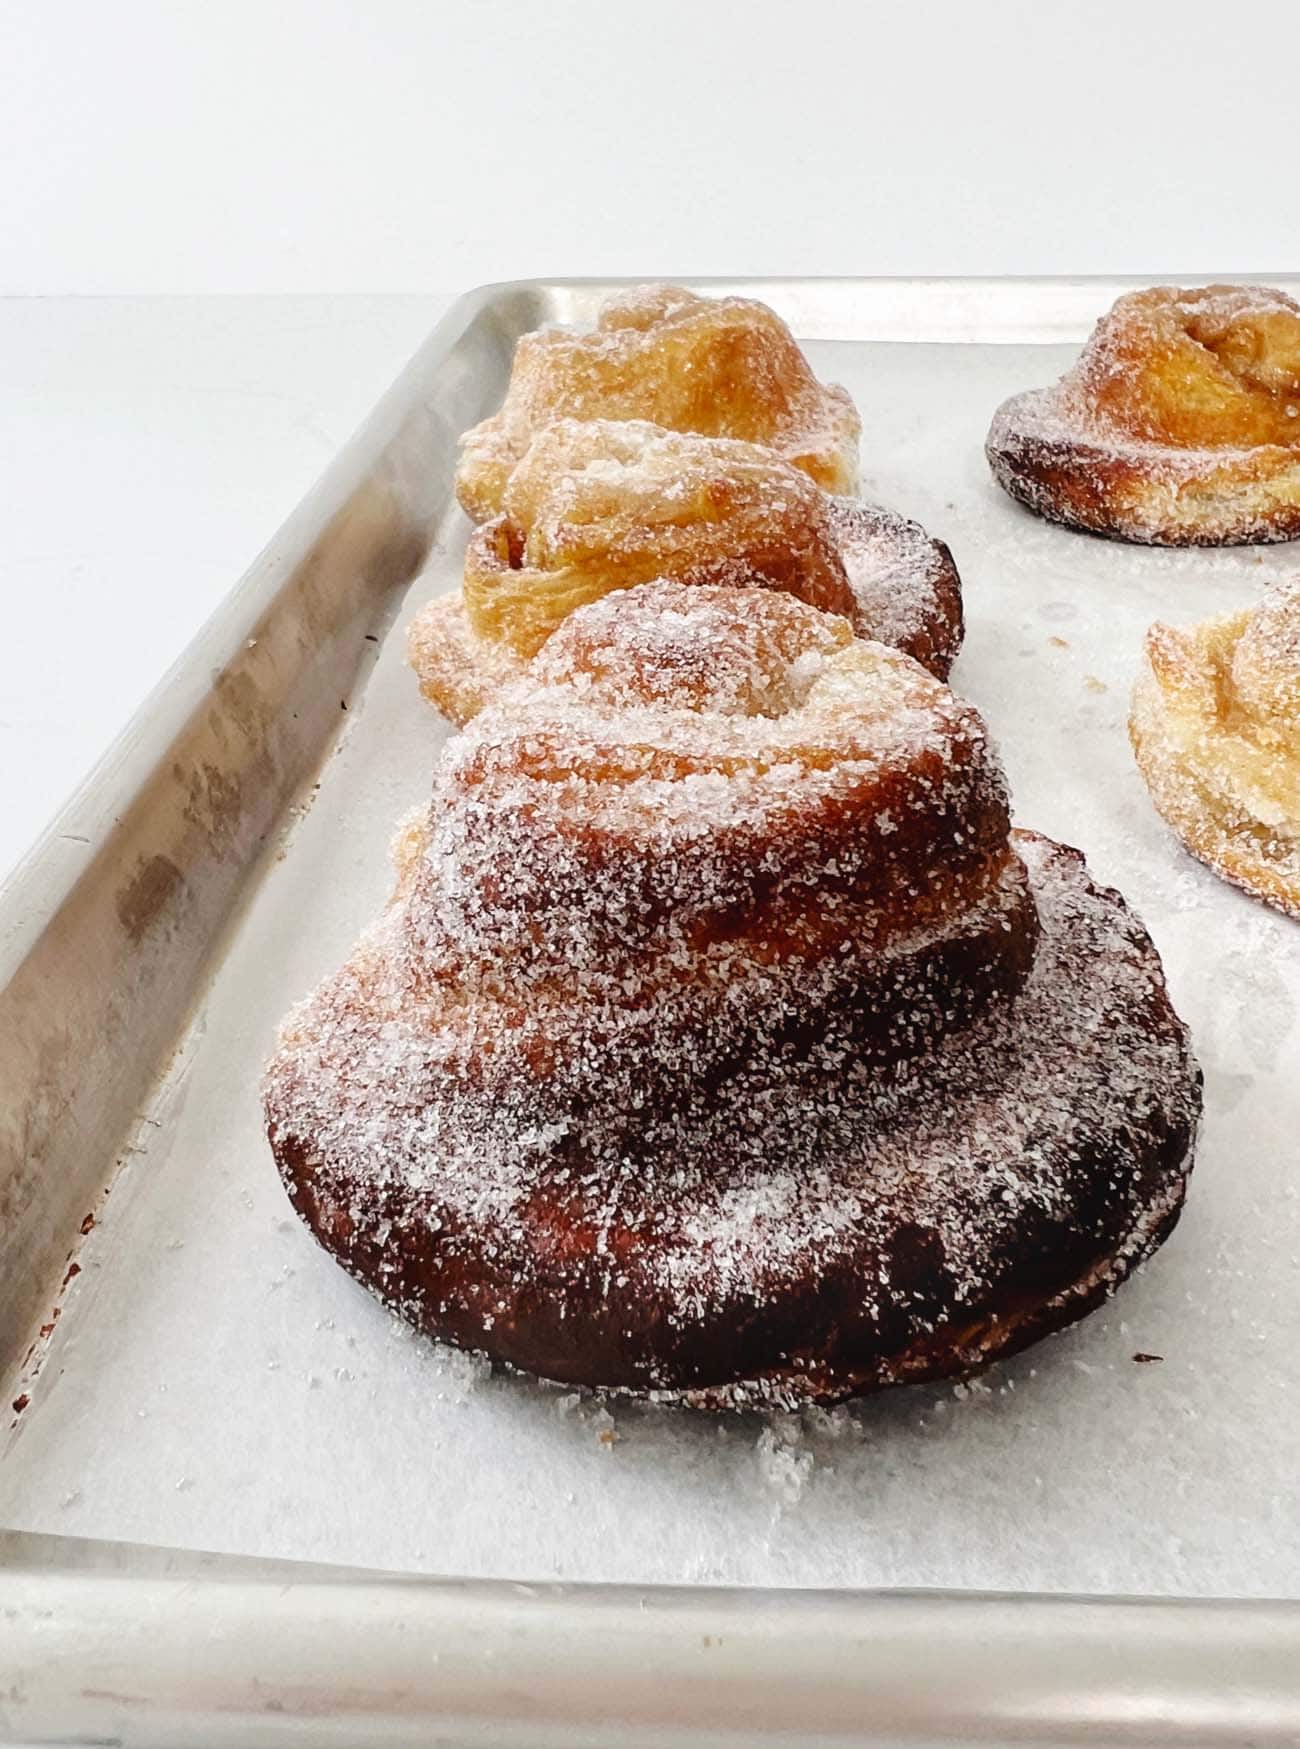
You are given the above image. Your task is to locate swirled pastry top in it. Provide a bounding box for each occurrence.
[276,580,1038,1233]
[1061,285,1300,450]
[399,581,1028,1027]
[1131,575,1300,916]
[455,284,861,520]
[987,284,1300,545]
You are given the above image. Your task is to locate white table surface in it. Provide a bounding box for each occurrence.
[0,294,453,881]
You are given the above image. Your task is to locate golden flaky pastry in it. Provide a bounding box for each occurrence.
[462,418,856,653]
[411,419,962,725]
[455,284,860,520]
[988,285,1300,546]
[1131,576,1300,916]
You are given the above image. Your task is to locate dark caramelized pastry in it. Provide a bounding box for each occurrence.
[268,582,1199,1406]
[988,284,1300,545]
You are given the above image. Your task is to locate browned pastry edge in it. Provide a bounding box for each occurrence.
[826,497,964,680]
[406,589,519,726]
[266,834,1200,1409]
[987,387,1300,548]
[677,1200,1188,1410]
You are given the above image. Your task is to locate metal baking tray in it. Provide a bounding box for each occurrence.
[3,277,1299,1747]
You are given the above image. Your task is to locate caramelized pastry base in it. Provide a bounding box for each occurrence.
[988,386,1300,547]
[266,834,1200,1407]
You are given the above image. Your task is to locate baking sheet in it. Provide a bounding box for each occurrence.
[3,309,1299,1604]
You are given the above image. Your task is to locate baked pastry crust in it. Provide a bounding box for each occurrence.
[1130,576,1300,916]
[988,284,1300,546]
[456,284,861,520]
[268,582,1199,1405]
[412,419,962,725]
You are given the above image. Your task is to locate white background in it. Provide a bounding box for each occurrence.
[1,0,1297,869]
[4,0,1297,294]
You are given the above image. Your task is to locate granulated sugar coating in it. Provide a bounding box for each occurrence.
[987,284,1300,546]
[266,581,1200,1406]
[1131,575,1300,918]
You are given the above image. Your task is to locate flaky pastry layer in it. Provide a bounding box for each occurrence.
[456,284,860,519]
[1131,577,1300,916]
[413,419,962,726]
[462,419,856,657]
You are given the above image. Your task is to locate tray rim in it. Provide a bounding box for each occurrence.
[3,275,1299,1746]
[3,1528,1299,1748]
